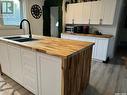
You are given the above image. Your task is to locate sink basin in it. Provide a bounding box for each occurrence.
[4,36,26,40]
[4,36,38,42]
[14,38,38,42]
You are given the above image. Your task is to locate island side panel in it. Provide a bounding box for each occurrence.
[37,52,62,95]
[62,46,92,95]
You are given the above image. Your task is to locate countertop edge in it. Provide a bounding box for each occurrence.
[0,36,94,59]
[61,33,113,38]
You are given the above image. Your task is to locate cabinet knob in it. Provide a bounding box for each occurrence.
[72,19,74,24]
[89,19,90,24]
[100,19,103,25]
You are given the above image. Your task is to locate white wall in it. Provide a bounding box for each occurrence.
[0,29,24,37]
[22,0,44,35]
[0,0,44,37]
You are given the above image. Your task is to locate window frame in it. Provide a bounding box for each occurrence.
[0,0,23,30]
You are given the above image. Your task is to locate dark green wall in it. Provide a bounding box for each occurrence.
[43,0,63,37]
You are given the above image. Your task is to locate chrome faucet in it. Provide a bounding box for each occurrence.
[20,19,32,39]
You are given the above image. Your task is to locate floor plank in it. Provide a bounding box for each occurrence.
[85,49,127,95]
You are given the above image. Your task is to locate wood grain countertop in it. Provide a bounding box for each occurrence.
[62,33,113,38]
[0,35,94,58]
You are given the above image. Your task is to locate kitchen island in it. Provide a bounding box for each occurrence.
[0,35,94,95]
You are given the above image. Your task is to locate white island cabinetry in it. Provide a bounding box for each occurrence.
[0,42,38,95]
[21,48,38,94]
[8,44,23,85]
[37,53,62,95]
[0,35,94,95]
[0,42,10,76]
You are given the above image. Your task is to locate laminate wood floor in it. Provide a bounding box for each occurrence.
[84,49,127,95]
[0,50,127,95]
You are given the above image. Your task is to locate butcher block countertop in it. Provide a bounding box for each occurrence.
[0,35,94,58]
[62,32,113,38]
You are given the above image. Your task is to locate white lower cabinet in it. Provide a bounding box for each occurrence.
[0,42,38,94]
[61,34,114,61]
[95,38,109,61]
[0,42,10,76]
[21,48,38,95]
[8,44,23,84]
[37,52,62,95]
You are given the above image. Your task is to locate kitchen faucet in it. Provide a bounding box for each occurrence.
[20,19,32,39]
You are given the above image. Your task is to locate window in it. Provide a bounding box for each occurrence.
[0,0,22,28]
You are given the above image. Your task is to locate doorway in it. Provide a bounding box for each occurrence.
[50,7,59,37]
[43,0,63,38]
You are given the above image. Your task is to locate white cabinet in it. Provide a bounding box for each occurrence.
[37,53,62,95]
[8,44,23,84]
[101,0,117,25]
[61,33,114,61]
[65,0,117,25]
[0,43,38,94]
[95,38,109,61]
[90,1,102,24]
[21,48,38,95]
[0,42,10,76]
[65,4,74,24]
[73,3,84,24]
[78,36,96,58]
[82,2,91,24]
[66,3,84,24]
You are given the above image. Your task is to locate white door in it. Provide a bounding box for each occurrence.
[73,3,83,24]
[90,1,102,24]
[82,2,91,24]
[21,48,37,95]
[8,45,23,84]
[0,42,10,76]
[101,0,117,25]
[66,4,74,24]
[37,53,62,95]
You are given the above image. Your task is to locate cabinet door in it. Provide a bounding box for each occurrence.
[78,36,96,59]
[73,3,83,24]
[21,48,37,94]
[37,53,62,95]
[8,45,23,84]
[101,0,117,25]
[0,42,10,76]
[65,4,74,24]
[90,1,102,24]
[82,2,91,24]
[61,34,80,41]
[95,38,109,61]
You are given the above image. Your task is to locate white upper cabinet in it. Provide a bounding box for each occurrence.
[65,0,117,25]
[65,4,74,24]
[73,3,84,24]
[101,0,117,25]
[66,3,84,24]
[90,1,102,24]
[82,2,91,24]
